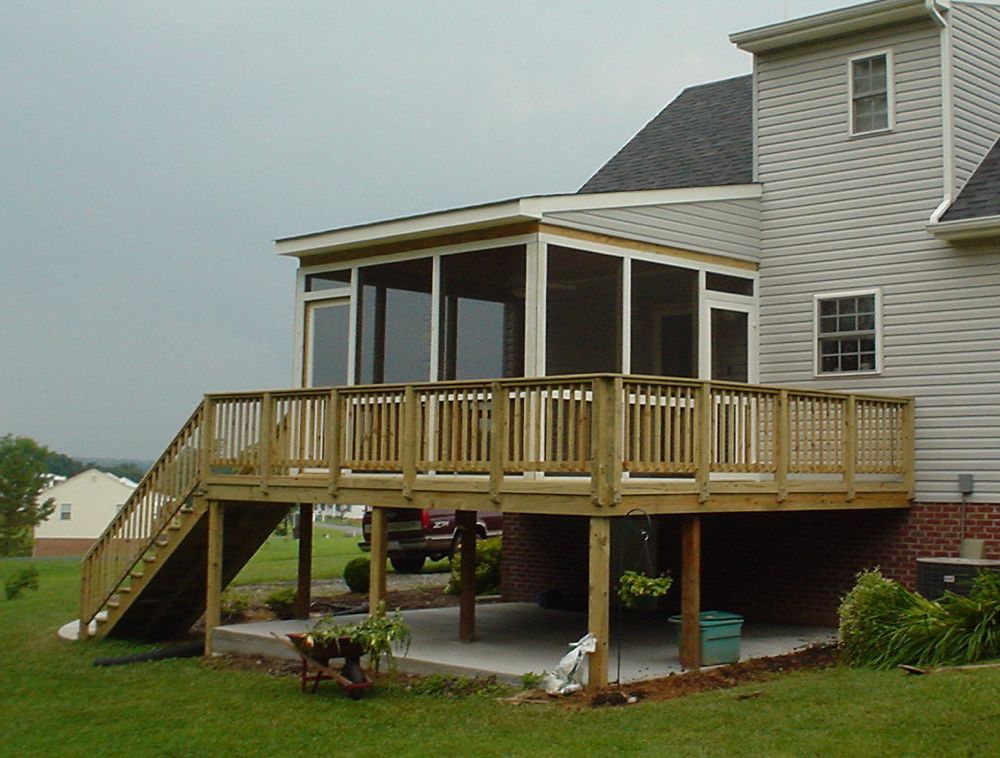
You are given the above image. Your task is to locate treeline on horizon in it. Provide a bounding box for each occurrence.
[38,442,151,484]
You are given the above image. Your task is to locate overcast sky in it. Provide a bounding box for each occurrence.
[3,0,860,460]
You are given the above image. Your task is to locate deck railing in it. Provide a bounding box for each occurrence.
[80,373,913,633]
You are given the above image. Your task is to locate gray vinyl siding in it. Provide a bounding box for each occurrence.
[951,2,1000,193]
[542,199,761,263]
[755,20,1000,503]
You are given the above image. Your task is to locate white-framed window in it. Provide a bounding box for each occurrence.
[60,503,72,521]
[814,289,881,375]
[849,51,893,135]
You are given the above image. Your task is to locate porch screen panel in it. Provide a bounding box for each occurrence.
[630,261,697,378]
[357,258,433,384]
[439,246,526,380]
[307,301,349,387]
[546,246,621,375]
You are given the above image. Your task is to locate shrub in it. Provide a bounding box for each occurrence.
[838,568,1000,669]
[310,601,410,673]
[4,566,39,600]
[343,556,371,594]
[221,590,251,621]
[264,587,297,619]
[445,537,501,596]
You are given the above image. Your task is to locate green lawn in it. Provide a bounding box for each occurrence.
[4,557,1000,757]
[231,525,450,586]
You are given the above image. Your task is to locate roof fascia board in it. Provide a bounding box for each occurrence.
[276,185,761,257]
[730,0,941,53]
[926,215,1000,240]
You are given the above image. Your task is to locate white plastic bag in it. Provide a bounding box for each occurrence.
[542,633,597,695]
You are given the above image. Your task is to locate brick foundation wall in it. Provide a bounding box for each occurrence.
[501,503,1000,626]
[32,537,94,558]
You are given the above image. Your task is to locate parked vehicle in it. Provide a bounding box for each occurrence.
[359,507,502,573]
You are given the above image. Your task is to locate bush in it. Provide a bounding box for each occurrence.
[264,587,297,619]
[343,556,370,594]
[4,566,39,600]
[838,568,1000,669]
[221,590,251,621]
[445,537,501,596]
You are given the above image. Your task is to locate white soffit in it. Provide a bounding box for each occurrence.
[275,185,761,258]
[730,0,943,53]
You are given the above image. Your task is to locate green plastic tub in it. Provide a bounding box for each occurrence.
[668,610,744,666]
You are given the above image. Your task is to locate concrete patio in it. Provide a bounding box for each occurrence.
[213,602,835,685]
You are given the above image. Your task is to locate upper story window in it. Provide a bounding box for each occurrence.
[849,52,892,135]
[815,289,881,375]
[60,503,72,521]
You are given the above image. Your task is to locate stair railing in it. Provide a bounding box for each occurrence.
[79,402,206,634]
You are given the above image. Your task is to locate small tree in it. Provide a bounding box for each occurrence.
[0,435,56,556]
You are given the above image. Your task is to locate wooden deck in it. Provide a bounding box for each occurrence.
[79,373,912,642]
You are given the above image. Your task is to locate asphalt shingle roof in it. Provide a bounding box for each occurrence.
[942,137,1000,221]
[578,74,753,194]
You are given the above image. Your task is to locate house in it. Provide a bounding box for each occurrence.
[78,0,1000,689]
[34,469,136,557]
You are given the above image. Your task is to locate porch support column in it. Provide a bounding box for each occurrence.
[457,509,477,641]
[679,514,701,670]
[295,504,313,619]
[587,516,611,690]
[205,500,223,657]
[368,506,388,613]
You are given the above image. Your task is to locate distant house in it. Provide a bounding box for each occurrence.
[34,469,137,557]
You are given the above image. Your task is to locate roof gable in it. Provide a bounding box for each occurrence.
[577,75,753,194]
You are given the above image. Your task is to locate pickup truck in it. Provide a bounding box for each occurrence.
[359,507,502,573]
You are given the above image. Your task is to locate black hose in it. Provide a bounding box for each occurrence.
[93,640,204,667]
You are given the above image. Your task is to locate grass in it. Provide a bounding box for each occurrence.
[232,525,451,586]
[4,557,1000,757]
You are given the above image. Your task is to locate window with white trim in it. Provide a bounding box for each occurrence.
[60,503,72,521]
[850,53,891,134]
[816,291,879,374]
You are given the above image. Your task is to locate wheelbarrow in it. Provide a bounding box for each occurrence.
[272,632,373,700]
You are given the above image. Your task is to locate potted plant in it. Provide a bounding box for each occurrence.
[302,601,412,674]
[617,570,672,610]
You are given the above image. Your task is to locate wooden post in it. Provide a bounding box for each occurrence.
[587,517,611,690]
[591,376,623,507]
[79,556,90,642]
[295,504,313,619]
[327,389,341,497]
[205,500,223,657]
[844,395,857,502]
[456,509,477,642]
[368,506,388,612]
[199,396,215,481]
[679,515,701,670]
[489,382,505,504]
[402,385,418,500]
[903,400,916,499]
[258,392,273,488]
[775,389,789,502]
[696,382,713,503]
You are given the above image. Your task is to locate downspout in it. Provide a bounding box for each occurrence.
[927,0,955,223]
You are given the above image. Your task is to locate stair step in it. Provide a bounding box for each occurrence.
[130,570,144,579]
[142,554,158,563]
[154,537,169,547]
[118,586,131,594]
[107,598,120,609]
[167,523,181,531]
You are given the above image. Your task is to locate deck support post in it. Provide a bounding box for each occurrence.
[368,506,388,613]
[295,504,313,619]
[205,500,223,657]
[679,514,701,670]
[587,516,611,690]
[457,509,477,642]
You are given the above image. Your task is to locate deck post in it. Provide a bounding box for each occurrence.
[775,389,789,502]
[199,396,215,480]
[327,388,341,497]
[903,400,916,499]
[587,516,611,690]
[456,509,477,641]
[368,506,388,613]
[402,385,418,500]
[679,514,701,669]
[489,382,505,504]
[295,503,313,619]
[258,392,273,489]
[205,500,223,657]
[591,376,623,507]
[844,395,857,502]
[696,382,712,503]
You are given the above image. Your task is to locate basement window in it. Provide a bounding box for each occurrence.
[849,52,892,135]
[815,290,881,375]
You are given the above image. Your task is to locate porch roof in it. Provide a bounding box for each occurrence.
[275,185,761,260]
